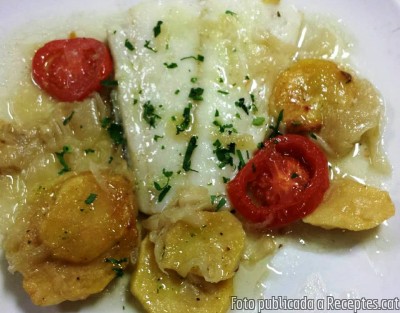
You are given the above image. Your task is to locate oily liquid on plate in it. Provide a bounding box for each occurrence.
[0,7,393,313]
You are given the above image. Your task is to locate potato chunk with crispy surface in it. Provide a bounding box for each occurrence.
[4,171,138,306]
[303,178,395,231]
[131,236,233,313]
[269,59,382,158]
[153,211,245,283]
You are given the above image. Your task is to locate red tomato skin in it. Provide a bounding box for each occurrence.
[227,134,329,229]
[32,38,113,102]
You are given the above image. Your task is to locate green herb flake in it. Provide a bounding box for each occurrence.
[188,87,204,101]
[176,103,192,134]
[143,101,161,128]
[84,193,97,205]
[101,79,118,87]
[154,169,173,202]
[63,111,75,126]
[268,109,284,138]
[190,77,198,83]
[183,136,198,172]
[153,20,163,38]
[125,39,135,51]
[174,89,180,95]
[237,150,246,170]
[108,123,125,145]
[235,98,249,115]
[101,117,112,129]
[225,10,237,16]
[144,40,157,52]
[105,258,128,278]
[215,110,220,117]
[154,135,164,142]
[213,140,236,168]
[164,62,178,69]
[55,146,72,175]
[252,117,265,126]
[180,54,204,62]
[217,90,229,95]
[108,156,114,164]
[210,195,227,211]
[213,120,237,134]
[222,176,230,183]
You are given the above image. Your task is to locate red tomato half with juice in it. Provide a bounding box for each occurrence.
[32,38,113,102]
[227,134,329,228]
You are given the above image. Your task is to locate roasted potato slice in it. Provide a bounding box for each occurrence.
[39,172,132,263]
[269,59,382,158]
[303,177,395,231]
[4,171,138,306]
[153,211,245,283]
[131,236,233,313]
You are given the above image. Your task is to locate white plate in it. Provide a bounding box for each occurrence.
[0,1,399,312]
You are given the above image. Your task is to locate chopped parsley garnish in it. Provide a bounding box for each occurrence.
[154,135,164,142]
[236,150,246,170]
[268,109,284,138]
[101,117,112,129]
[108,156,114,164]
[225,10,237,16]
[101,79,118,87]
[252,117,265,126]
[217,90,229,95]
[213,140,236,168]
[250,93,258,112]
[124,39,135,51]
[143,101,161,128]
[105,258,128,278]
[211,195,227,211]
[174,89,180,95]
[277,11,281,17]
[84,193,97,205]
[235,98,249,115]
[55,145,72,175]
[63,111,75,126]
[153,20,163,38]
[163,62,178,69]
[213,120,237,134]
[176,103,192,134]
[215,110,220,117]
[222,177,230,183]
[291,172,299,179]
[144,40,157,52]
[154,169,173,202]
[188,87,204,101]
[183,136,198,172]
[180,54,204,62]
[108,123,125,145]
[190,77,198,83]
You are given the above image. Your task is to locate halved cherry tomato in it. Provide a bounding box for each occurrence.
[32,38,113,102]
[227,134,329,228]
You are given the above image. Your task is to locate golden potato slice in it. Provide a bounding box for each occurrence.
[269,59,351,132]
[24,222,137,306]
[153,211,245,283]
[4,171,138,306]
[131,236,233,313]
[269,59,382,158]
[303,178,395,231]
[39,172,133,263]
